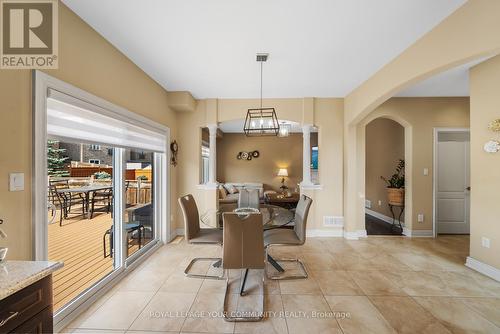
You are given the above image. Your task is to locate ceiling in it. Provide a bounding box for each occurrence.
[62,0,466,99]
[395,58,489,97]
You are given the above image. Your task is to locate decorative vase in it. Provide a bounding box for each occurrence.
[387,188,404,206]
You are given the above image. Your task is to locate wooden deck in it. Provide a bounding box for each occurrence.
[48,206,147,312]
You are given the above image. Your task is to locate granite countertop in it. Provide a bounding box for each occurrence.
[0,260,63,300]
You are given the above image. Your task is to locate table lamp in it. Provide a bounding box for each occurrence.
[277,168,288,191]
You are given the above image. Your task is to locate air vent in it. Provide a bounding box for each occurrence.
[323,216,344,227]
[256,53,268,62]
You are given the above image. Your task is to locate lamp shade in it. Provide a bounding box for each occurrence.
[277,168,288,177]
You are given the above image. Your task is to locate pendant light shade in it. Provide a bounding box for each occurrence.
[244,108,280,136]
[243,53,280,136]
[278,123,291,137]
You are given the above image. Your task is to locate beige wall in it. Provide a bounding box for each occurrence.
[0,3,177,260]
[217,134,303,191]
[362,98,470,232]
[469,55,500,269]
[176,98,344,232]
[345,0,500,125]
[365,118,405,220]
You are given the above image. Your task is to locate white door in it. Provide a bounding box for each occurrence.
[436,132,470,234]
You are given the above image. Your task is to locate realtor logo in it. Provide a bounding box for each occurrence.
[1,0,58,69]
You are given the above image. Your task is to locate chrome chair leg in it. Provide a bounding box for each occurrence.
[265,246,308,280]
[223,269,264,322]
[184,257,224,279]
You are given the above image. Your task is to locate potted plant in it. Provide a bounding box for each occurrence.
[380,159,405,206]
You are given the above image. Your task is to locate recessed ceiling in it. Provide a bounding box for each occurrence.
[395,58,489,97]
[62,0,466,99]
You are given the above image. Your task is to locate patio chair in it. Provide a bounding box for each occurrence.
[90,186,112,218]
[263,194,312,280]
[178,194,224,279]
[103,223,145,258]
[222,212,265,322]
[49,180,85,226]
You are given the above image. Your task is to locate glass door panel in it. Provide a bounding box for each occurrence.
[124,149,155,258]
[47,140,116,312]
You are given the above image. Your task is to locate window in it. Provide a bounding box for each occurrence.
[89,159,100,164]
[89,144,101,150]
[201,144,210,184]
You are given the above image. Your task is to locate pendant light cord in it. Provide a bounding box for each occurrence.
[260,60,263,109]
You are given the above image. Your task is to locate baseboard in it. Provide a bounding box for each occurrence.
[365,208,405,226]
[466,257,500,282]
[306,229,344,238]
[174,228,184,239]
[344,229,367,240]
[408,229,433,237]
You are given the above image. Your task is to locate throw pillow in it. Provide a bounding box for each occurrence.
[219,186,227,199]
[227,185,239,194]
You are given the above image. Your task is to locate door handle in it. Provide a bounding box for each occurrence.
[0,311,19,327]
[466,187,471,191]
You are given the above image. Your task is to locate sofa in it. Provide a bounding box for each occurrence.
[218,182,264,204]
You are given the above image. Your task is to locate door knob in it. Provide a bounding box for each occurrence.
[466,187,471,191]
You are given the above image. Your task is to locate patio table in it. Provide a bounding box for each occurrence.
[57,184,112,219]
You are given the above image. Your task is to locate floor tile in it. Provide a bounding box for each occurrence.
[181,293,237,333]
[369,296,451,333]
[234,294,288,334]
[279,276,322,295]
[282,294,342,334]
[414,296,500,333]
[128,292,196,332]
[312,270,363,296]
[77,291,155,330]
[460,297,500,327]
[325,295,396,334]
[348,271,406,296]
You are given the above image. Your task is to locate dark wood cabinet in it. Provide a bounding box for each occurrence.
[0,276,53,334]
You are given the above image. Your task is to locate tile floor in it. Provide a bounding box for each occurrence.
[63,235,500,334]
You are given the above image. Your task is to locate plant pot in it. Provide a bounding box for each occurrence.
[387,188,404,206]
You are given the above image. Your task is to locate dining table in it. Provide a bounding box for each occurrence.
[57,184,112,219]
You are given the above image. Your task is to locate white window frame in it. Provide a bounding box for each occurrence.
[89,144,101,150]
[33,70,171,328]
[88,159,100,164]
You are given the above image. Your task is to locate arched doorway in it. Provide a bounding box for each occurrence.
[364,118,405,235]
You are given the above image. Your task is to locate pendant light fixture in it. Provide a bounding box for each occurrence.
[278,122,291,137]
[243,53,280,136]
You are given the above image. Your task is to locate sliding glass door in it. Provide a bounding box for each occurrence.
[35,72,169,322]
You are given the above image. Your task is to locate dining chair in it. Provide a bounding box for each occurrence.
[222,212,265,322]
[178,194,224,279]
[263,194,312,279]
[238,189,260,209]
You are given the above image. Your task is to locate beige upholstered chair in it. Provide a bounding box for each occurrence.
[238,189,260,209]
[178,194,223,279]
[222,212,265,322]
[263,194,312,279]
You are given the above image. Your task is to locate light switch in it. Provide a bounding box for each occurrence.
[417,214,424,223]
[9,173,24,191]
[423,168,429,176]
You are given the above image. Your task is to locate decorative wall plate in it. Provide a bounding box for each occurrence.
[484,140,500,153]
